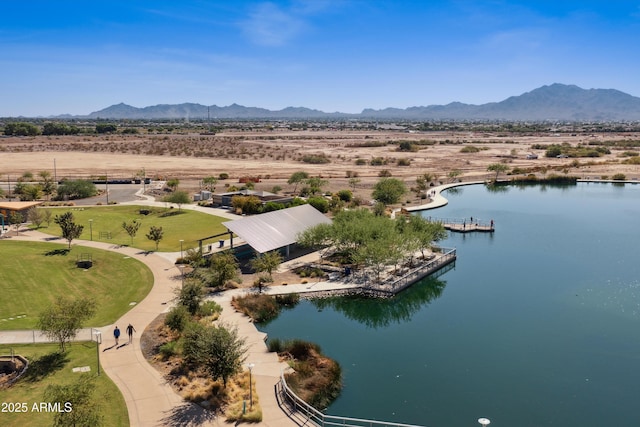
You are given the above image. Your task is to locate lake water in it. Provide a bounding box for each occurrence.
[257,182,640,427]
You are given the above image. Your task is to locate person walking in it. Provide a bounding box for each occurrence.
[114,325,121,345]
[126,323,136,344]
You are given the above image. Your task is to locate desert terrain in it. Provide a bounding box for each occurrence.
[1,127,639,201]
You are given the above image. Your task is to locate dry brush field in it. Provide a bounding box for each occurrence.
[1,128,639,199]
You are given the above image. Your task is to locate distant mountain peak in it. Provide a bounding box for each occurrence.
[82,84,640,121]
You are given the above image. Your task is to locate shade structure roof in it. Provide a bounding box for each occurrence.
[222,204,331,254]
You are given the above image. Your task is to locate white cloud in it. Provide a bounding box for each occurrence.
[239,2,306,46]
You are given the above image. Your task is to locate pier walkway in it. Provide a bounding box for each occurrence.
[425,217,495,233]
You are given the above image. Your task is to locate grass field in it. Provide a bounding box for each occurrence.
[0,241,153,330]
[34,205,230,252]
[0,342,129,427]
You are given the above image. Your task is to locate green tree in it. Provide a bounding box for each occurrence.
[305,177,328,195]
[37,296,97,351]
[4,122,40,136]
[122,220,141,245]
[39,170,56,200]
[372,177,407,205]
[413,173,434,199]
[202,176,218,192]
[43,122,80,136]
[206,251,239,288]
[405,215,447,259]
[348,177,361,191]
[21,184,42,201]
[55,179,97,200]
[287,171,309,193]
[177,278,204,315]
[9,211,24,236]
[44,375,104,427]
[54,211,84,248]
[182,322,247,388]
[44,209,53,227]
[164,190,191,210]
[95,123,117,133]
[447,169,462,183]
[166,178,180,191]
[250,251,283,282]
[205,323,247,387]
[27,207,45,228]
[487,163,510,182]
[146,225,164,250]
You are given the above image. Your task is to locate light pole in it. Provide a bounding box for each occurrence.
[179,239,184,259]
[247,363,255,409]
[89,219,93,241]
[93,330,102,375]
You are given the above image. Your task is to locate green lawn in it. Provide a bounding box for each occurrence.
[0,241,153,330]
[0,342,128,427]
[34,205,230,252]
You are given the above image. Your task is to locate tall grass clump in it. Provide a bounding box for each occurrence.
[277,339,343,410]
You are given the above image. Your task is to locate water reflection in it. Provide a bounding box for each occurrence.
[311,276,447,328]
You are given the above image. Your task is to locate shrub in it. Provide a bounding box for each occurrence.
[612,173,626,181]
[219,172,229,180]
[354,158,367,165]
[378,169,392,177]
[623,156,640,165]
[397,141,417,152]
[397,158,411,166]
[275,293,300,307]
[460,145,480,153]
[159,341,179,359]
[268,337,283,353]
[370,157,387,166]
[302,153,331,164]
[336,189,352,202]
[165,305,190,332]
[232,294,280,323]
[197,300,222,318]
[308,196,330,213]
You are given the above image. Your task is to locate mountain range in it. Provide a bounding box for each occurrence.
[84,84,640,121]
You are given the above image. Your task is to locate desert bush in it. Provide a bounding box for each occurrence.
[302,153,331,164]
[165,305,190,332]
[460,145,480,153]
[268,337,284,353]
[308,196,329,213]
[232,294,280,323]
[275,293,300,307]
[336,189,352,202]
[197,300,222,318]
[612,173,626,181]
[159,340,179,359]
[370,157,387,166]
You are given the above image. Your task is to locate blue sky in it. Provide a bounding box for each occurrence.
[2,1,640,117]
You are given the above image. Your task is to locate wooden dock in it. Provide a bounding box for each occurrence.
[425,217,495,233]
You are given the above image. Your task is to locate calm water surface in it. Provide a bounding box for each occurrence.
[258,183,640,427]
